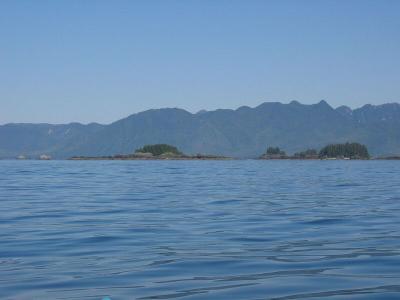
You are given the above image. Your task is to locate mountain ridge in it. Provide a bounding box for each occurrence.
[1,101,400,158]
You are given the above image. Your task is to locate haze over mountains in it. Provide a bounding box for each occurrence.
[1,101,400,159]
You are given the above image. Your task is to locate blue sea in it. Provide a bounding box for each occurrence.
[1,160,400,299]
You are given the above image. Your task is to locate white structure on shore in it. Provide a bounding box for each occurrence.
[39,154,51,160]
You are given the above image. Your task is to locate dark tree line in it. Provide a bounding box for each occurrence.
[266,147,286,156]
[135,144,182,156]
[263,142,370,159]
[318,142,369,159]
[293,149,318,158]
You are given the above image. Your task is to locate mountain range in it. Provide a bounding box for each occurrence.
[1,100,400,159]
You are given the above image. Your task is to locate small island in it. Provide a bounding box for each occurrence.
[259,147,289,159]
[259,142,370,160]
[70,144,231,160]
[319,142,370,160]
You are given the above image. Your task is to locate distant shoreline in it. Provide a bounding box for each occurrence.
[5,157,400,161]
[68,154,232,161]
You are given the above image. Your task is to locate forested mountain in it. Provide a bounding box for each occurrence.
[1,101,400,158]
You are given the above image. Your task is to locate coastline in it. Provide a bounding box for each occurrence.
[6,157,400,161]
[68,154,232,161]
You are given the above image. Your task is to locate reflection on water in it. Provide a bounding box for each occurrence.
[1,160,400,299]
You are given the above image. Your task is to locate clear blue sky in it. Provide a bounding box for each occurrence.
[1,0,399,124]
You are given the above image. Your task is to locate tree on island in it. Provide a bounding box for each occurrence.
[319,142,370,159]
[135,144,182,156]
[293,149,318,158]
[266,147,286,156]
[260,146,288,159]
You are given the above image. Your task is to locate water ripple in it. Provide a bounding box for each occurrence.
[1,160,400,299]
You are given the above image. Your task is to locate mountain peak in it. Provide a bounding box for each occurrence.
[256,102,282,110]
[313,100,333,110]
[289,100,302,106]
[336,105,353,116]
[317,99,329,106]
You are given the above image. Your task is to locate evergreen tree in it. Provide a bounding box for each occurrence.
[293,149,318,158]
[319,142,369,159]
[266,147,286,156]
[135,144,182,156]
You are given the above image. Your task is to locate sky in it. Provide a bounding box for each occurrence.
[1,0,399,124]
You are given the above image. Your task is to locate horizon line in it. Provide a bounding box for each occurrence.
[2,100,399,126]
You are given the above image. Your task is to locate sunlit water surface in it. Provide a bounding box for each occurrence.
[1,160,400,299]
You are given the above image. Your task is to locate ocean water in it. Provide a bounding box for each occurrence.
[1,160,400,300]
